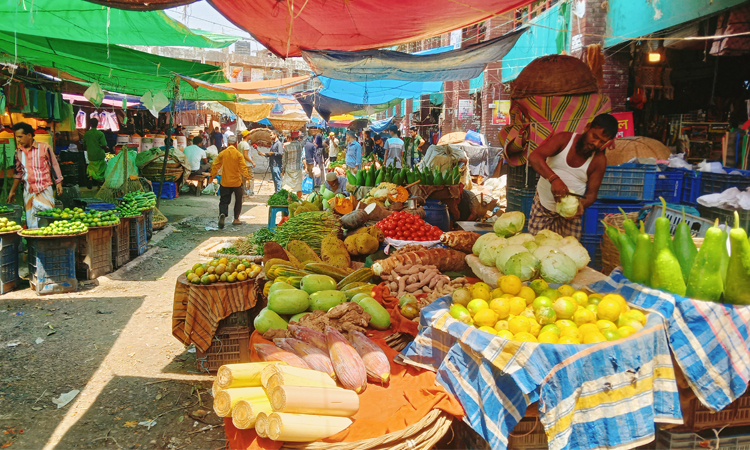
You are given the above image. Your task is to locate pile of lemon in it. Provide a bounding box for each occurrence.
[448,275,647,344]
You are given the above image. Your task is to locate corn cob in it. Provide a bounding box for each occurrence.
[326,326,367,394]
[213,387,267,417]
[285,338,336,380]
[254,344,310,370]
[255,412,270,437]
[231,398,274,429]
[288,324,327,352]
[267,412,352,442]
[336,267,374,289]
[216,362,283,389]
[260,364,336,390]
[347,330,391,384]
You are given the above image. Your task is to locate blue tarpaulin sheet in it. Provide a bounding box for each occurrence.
[317,76,444,105]
[369,117,394,133]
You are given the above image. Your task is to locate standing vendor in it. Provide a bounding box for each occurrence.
[527,113,618,239]
[7,122,64,229]
[83,117,108,182]
[383,125,404,168]
[405,126,425,168]
[345,131,362,173]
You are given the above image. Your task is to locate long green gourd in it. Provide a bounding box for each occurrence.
[618,207,639,246]
[631,221,652,285]
[602,220,621,252]
[673,208,698,283]
[649,197,686,296]
[685,219,724,302]
[618,233,636,281]
[720,228,729,285]
[723,211,750,305]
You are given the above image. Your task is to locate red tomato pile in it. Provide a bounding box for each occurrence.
[374,211,443,241]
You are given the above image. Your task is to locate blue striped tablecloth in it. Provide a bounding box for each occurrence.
[399,294,682,450]
[590,268,750,412]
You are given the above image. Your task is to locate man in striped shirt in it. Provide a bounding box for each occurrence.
[7,122,63,229]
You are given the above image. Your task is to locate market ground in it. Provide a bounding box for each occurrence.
[0,179,279,450]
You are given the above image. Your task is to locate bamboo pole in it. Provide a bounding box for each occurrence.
[269,385,359,417]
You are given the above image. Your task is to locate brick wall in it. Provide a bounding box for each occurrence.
[480,16,515,147]
[440,27,483,135]
[602,51,630,112]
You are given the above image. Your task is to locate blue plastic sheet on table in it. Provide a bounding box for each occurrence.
[398,295,681,450]
[589,268,750,412]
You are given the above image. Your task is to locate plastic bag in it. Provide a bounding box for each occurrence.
[301,175,313,194]
[202,183,217,195]
[84,82,104,107]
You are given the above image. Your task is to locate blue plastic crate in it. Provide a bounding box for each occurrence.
[0,234,21,294]
[151,181,177,199]
[580,234,603,271]
[700,167,750,197]
[598,163,657,201]
[664,167,701,206]
[27,236,77,294]
[581,200,646,236]
[506,188,535,233]
[143,209,154,241]
[654,170,684,203]
[129,215,148,258]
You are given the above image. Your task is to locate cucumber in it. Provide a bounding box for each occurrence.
[309,290,347,311]
[359,297,391,330]
[268,289,310,315]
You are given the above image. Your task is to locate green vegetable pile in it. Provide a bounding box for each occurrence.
[0,205,14,213]
[122,191,157,211]
[347,163,461,187]
[271,211,341,251]
[267,189,299,206]
[37,207,83,219]
[22,220,88,236]
[116,204,142,218]
[80,210,120,227]
[252,228,275,256]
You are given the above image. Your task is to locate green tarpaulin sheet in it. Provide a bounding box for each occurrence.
[0,0,238,48]
[0,31,233,100]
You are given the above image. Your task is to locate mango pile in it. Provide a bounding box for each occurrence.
[0,217,22,233]
[449,275,648,344]
[185,257,261,285]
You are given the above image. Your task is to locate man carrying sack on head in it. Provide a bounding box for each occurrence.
[7,122,64,229]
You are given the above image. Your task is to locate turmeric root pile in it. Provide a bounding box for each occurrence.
[381,264,450,298]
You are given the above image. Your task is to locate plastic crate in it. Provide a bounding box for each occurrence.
[112,219,130,269]
[700,167,750,197]
[151,181,177,199]
[642,204,713,237]
[654,170,684,203]
[506,188,535,233]
[60,163,78,187]
[697,206,750,233]
[581,201,646,236]
[76,227,113,280]
[27,237,77,295]
[507,164,540,190]
[665,168,701,206]
[598,163,657,201]
[507,419,547,449]
[656,430,750,450]
[143,209,154,241]
[581,234,603,270]
[0,233,21,294]
[129,215,147,258]
[196,313,252,373]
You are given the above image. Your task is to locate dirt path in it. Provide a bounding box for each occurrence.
[0,183,278,450]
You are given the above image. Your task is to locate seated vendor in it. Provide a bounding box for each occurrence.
[324,171,349,195]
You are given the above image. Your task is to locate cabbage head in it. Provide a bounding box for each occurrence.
[504,252,541,281]
[539,252,577,284]
[507,233,535,246]
[494,211,525,237]
[559,236,580,247]
[495,245,529,273]
[558,242,591,270]
[478,238,507,267]
[523,241,539,252]
[535,229,562,241]
[472,233,505,256]
[534,237,560,249]
[556,195,580,218]
[533,245,558,260]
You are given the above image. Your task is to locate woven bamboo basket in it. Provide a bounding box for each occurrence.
[510,54,598,99]
[282,409,452,450]
[141,161,185,182]
[601,212,704,275]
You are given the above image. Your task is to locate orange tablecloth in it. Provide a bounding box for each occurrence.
[225,329,465,450]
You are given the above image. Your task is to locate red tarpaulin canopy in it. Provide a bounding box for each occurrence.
[207,0,536,58]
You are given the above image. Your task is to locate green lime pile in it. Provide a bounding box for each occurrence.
[116,204,141,218]
[121,191,156,212]
[22,220,88,236]
[0,217,21,232]
[80,210,120,227]
[0,205,14,213]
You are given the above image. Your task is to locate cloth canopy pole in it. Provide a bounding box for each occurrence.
[157,77,180,209]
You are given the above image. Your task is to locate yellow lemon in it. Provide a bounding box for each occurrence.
[520,307,537,320]
[556,319,576,331]
[494,320,510,332]
[557,284,575,297]
[535,306,557,325]
[537,331,559,344]
[587,294,603,306]
[528,320,541,337]
[578,323,600,336]
[489,298,511,320]
[529,279,549,295]
[496,330,514,339]
[583,332,607,344]
[473,309,499,328]
[471,283,491,301]
[617,326,637,339]
[553,297,577,320]
[508,297,527,316]
[479,326,498,335]
[603,330,619,341]
[499,275,522,295]
[513,332,538,343]
[502,293,516,299]
[558,336,581,345]
[628,309,647,326]
[560,327,581,341]
[467,299,490,316]
[517,286,536,305]
[508,316,531,335]
[491,288,505,299]
[573,308,596,327]
[602,293,628,314]
[532,296,553,311]
[597,298,622,322]
[540,324,562,336]
[571,290,589,307]
[597,320,618,333]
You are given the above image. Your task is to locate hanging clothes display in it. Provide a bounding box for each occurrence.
[36,89,49,119]
[76,109,87,129]
[98,111,107,130]
[5,81,26,111]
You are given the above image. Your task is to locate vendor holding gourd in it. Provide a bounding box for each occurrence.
[527,113,618,239]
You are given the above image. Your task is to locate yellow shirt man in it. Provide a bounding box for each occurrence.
[209,137,249,228]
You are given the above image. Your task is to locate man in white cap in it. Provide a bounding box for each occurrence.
[323,171,348,195]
